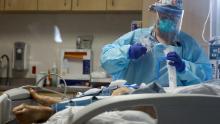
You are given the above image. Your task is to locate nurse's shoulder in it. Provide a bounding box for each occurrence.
[179,31,199,46]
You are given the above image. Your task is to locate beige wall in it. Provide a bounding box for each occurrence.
[0,14,141,78]
[142,0,210,50]
[142,0,156,27]
[182,0,210,48]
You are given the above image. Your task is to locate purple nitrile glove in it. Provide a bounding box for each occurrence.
[128,43,147,59]
[166,52,185,72]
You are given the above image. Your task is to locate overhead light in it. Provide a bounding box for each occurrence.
[54,25,63,43]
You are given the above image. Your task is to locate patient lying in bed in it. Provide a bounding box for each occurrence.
[12,88,61,124]
[12,80,220,124]
[12,85,146,124]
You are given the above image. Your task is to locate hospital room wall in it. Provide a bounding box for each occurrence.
[0,14,141,78]
[142,0,210,51]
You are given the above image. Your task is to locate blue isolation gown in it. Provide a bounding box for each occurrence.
[100,28,212,86]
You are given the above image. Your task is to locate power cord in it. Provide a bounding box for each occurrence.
[202,1,211,43]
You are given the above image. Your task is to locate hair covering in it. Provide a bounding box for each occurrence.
[150,0,184,13]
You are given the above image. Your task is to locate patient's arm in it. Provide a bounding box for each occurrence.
[12,103,54,124]
[111,87,132,96]
[29,88,62,106]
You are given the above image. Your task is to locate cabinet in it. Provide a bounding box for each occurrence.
[5,0,37,11]
[107,0,143,11]
[72,0,106,11]
[142,0,156,27]
[2,0,142,12]
[38,0,71,11]
[0,0,4,11]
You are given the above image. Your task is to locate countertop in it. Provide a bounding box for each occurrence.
[0,78,92,93]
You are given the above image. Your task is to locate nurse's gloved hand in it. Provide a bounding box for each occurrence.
[128,43,147,59]
[166,52,185,72]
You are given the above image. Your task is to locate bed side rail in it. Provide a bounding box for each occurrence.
[72,93,220,124]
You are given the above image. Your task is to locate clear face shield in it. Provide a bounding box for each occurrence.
[155,6,184,43]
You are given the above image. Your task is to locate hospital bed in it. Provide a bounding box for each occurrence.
[0,88,36,124]
[1,87,220,124]
[72,93,220,124]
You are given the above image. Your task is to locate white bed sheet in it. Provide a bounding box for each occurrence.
[43,106,155,124]
[42,80,220,124]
